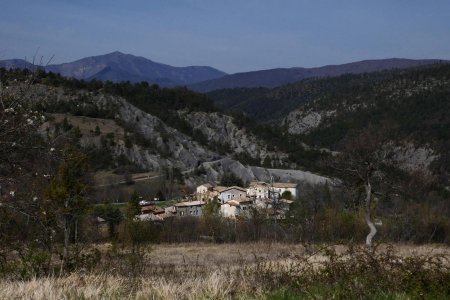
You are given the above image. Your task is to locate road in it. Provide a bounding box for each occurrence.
[95,158,225,188]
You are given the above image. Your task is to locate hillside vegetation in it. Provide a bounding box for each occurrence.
[209,64,450,184]
[190,58,447,92]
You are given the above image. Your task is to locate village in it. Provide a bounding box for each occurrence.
[135,181,298,222]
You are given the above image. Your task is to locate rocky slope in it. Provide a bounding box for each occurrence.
[6,79,328,187]
[208,64,450,183]
[179,110,287,164]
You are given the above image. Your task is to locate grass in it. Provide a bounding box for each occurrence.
[0,243,449,299]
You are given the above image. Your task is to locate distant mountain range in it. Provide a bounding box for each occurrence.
[1,53,448,90]
[189,58,449,92]
[0,52,227,87]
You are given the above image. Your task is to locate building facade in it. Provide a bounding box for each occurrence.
[174,200,205,217]
[217,186,247,204]
[220,197,254,218]
[247,181,270,199]
[272,182,298,199]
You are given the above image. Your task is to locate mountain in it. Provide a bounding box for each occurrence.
[0,52,227,86]
[0,59,34,70]
[208,64,450,183]
[190,58,449,92]
[2,68,328,185]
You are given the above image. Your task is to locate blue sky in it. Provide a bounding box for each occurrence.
[1,0,450,73]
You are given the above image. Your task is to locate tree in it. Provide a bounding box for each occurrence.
[122,191,153,255]
[331,124,393,250]
[47,145,89,265]
[200,200,221,238]
[220,172,244,187]
[155,190,166,201]
[93,204,123,239]
[0,76,63,274]
[281,190,293,200]
[94,125,101,136]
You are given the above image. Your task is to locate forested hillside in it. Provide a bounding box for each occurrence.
[0,68,331,192]
[208,64,450,184]
[190,58,447,92]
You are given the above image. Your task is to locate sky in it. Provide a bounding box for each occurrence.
[1,0,450,73]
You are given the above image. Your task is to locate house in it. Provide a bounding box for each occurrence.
[134,205,167,222]
[174,200,205,217]
[272,182,298,199]
[220,197,254,218]
[196,183,213,194]
[141,205,165,216]
[217,186,247,204]
[213,186,227,194]
[196,183,214,201]
[247,181,270,199]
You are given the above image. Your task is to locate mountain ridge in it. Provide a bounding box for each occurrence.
[2,54,448,90]
[190,58,449,92]
[0,51,227,87]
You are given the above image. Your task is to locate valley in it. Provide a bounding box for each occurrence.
[1,57,449,300]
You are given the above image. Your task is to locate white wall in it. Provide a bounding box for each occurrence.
[274,187,297,199]
[196,185,209,194]
[220,204,237,218]
[247,185,269,199]
[219,189,246,204]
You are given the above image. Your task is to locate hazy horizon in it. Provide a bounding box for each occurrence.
[1,0,450,73]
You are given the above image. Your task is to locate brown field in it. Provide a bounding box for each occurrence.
[1,242,448,299]
[146,242,450,266]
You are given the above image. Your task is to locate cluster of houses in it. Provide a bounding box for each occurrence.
[136,181,298,221]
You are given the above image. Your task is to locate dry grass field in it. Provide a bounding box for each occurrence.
[0,243,448,299]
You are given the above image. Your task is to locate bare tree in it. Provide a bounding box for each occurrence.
[0,67,60,273]
[331,124,394,250]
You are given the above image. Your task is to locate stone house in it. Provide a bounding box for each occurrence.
[247,181,270,199]
[196,183,214,201]
[220,197,254,218]
[217,186,247,204]
[174,200,205,217]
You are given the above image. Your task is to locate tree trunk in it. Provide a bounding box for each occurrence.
[64,215,70,257]
[365,181,376,251]
[75,218,78,243]
[61,198,71,274]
